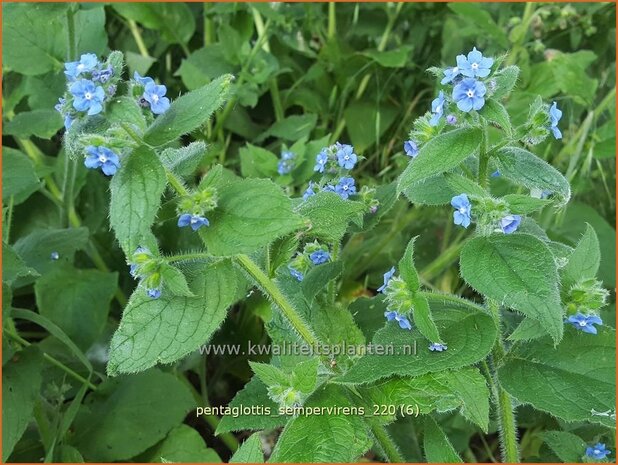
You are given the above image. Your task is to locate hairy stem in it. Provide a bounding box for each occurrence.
[478,125,490,188]
[367,417,405,463]
[235,254,321,349]
[327,240,340,304]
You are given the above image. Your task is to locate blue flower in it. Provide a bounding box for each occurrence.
[177,213,210,231]
[133,71,155,86]
[377,267,396,293]
[456,47,493,78]
[309,250,330,265]
[566,313,603,334]
[335,177,356,199]
[50,251,59,260]
[92,66,113,83]
[586,443,611,460]
[446,114,457,125]
[549,101,562,140]
[323,184,336,193]
[500,215,521,234]
[303,182,316,201]
[336,143,357,170]
[451,194,472,228]
[384,310,398,321]
[430,91,446,126]
[453,78,486,112]
[143,82,170,115]
[404,140,419,158]
[64,53,98,80]
[429,342,448,352]
[491,170,500,177]
[129,263,138,278]
[441,67,461,85]
[64,115,74,130]
[314,150,329,173]
[277,160,293,175]
[384,311,412,330]
[289,266,304,282]
[147,288,161,299]
[84,146,120,176]
[70,79,106,115]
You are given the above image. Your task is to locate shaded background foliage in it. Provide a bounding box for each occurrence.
[2,2,616,463]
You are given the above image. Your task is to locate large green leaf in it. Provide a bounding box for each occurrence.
[2,147,40,205]
[561,223,600,288]
[72,370,194,461]
[335,295,497,384]
[230,434,264,463]
[2,347,43,462]
[109,146,166,255]
[499,327,615,427]
[423,416,463,462]
[199,178,303,256]
[143,75,234,146]
[107,261,239,375]
[144,425,221,463]
[269,384,372,462]
[542,431,588,463]
[4,109,63,139]
[112,3,195,44]
[398,128,481,194]
[460,234,564,343]
[2,243,39,285]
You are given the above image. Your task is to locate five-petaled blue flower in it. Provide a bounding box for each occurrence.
[177,213,210,231]
[336,143,357,170]
[289,266,304,282]
[84,146,120,176]
[335,177,356,199]
[314,150,329,173]
[586,443,611,460]
[70,79,106,115]
[377,267,396,293]
[303,182,316,201]
[549,101,562,140]
[134,71,155,86]
[429,342,448,352]
[441,67,461,85]
[453,78,486,112]
[64,53,99,80]
[404,140,419,158]
[566,313,603,334]
[430,91,446,126]
[457,47,493,78]
[147,288,161,299]
[143,81,170,114]
[310,250,330,265]
[500,215,521,234]
[384,310,412,330]
[451,194,472,228]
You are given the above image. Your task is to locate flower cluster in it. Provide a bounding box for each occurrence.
[176,187,218,232]
[277,150,296,175]
[450,193,521,235]
[128,247,164,299]
[84,145,121,176]
[305,142,359,201]
[288,241,331,281]
[55,53,118,129]
[563,278,608,335]
[132,72,171,115]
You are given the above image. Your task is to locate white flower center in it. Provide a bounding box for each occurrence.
[77,63,85,72]
[579,320,587,326]
[344,155,350,160]
[466,90,475,98]
[191,217,199,224]
[342,185,349,191]
[151,94,159,103]
[452,66,458,73]
[84,92,93,100]
[98,155,108,163]
[459,207,467,214]
[471,62,479,69]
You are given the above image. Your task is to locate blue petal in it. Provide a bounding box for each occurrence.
[177,213,192,227]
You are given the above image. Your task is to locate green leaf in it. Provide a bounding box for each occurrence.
[444,172,487,198]
[145,425,221,463]
[301,261,343,302]
[109,146,166,255]
[411,295,442,344]
[108,261,239,375]
[423,417,463,463]
[159,264,194,297]
[296,191,366,242]
[5,109,63,140]
[507,317,547,342]
[335,295,497,384]
[362,45,414,68]
[290,357,320,394]
[2,346,43,462]
[177,45,235,90]
[255,114,318,143]
[562,224,600,288]
[143,75,234,146]
[542,431,587,463]
[398,128,481,193]
[3,3,66,75]
[112,3,195,44]
[499,327,615,428]
[34,265,118,349]
[460,234,564,343]
[239,143,278,178]
[106,96,147,132]
[494,146,571,206]
[344,100,398,152]
[2,243,39,285]
[481,99,512,137]
[3,147,40,205]
[398,236,420,292]
[249,361,290,388]
[502,194,550,214]
[230,434,264,463]
[159,141,206,177]
[72,370,194,461]
[200,178,303,256]
[269,385,372,462]
[492,65,520,100]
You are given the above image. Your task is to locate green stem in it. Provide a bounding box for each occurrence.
[66,6,77,61]
[166,252,214,263]
[327,241,340,304]
[165,169,189,197]
[478,125,490,189]
[328,2,336,39]
[128,19,150,58]
[419,240,465,282]
[235,254,320,348]
[5,330,97,391]
[5,195,14,243]
[120,122,145,146]
[367,417,404,463]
